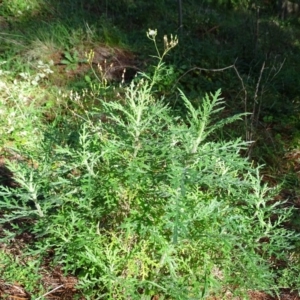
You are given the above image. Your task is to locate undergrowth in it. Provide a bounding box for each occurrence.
[0,29,299,299]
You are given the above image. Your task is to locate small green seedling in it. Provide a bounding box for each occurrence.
[61,50,86,71]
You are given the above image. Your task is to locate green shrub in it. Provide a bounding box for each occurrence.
[0,61,54,150]
[0,30,299,299]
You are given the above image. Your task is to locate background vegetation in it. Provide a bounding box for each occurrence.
[0,0,300,299]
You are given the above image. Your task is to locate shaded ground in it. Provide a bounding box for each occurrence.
[0,273,300,299]
[0,267,81,299]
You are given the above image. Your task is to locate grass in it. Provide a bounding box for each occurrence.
[0,0,300,299]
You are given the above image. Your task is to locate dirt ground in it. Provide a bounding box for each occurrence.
[0,280,299,300]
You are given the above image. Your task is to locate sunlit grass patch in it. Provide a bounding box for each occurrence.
[0,0,46,20]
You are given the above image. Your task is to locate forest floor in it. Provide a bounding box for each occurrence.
[1,1,300,298]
